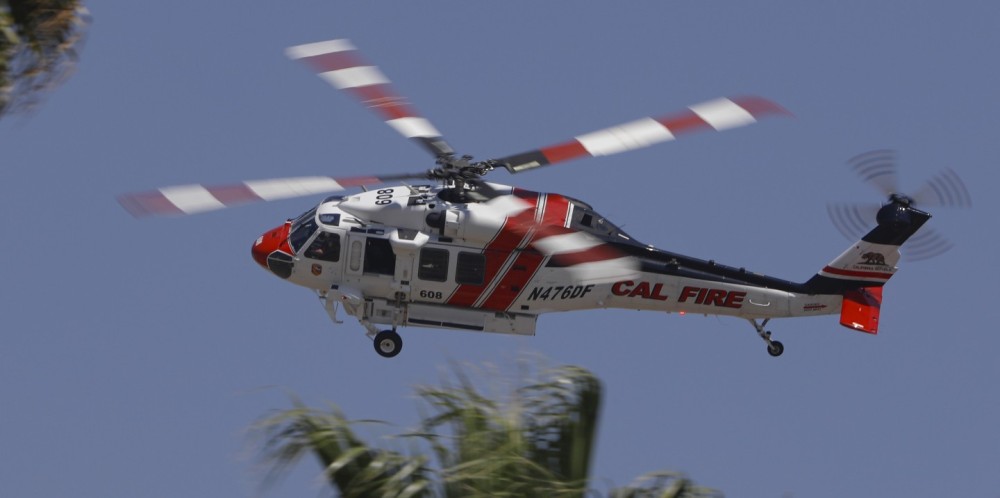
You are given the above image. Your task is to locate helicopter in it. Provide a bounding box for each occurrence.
[119,39,969,358]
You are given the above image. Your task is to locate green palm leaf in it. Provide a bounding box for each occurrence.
[255,363,722,497]
[0,0,89,117]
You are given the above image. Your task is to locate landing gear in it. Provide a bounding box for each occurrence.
[373,329,403,358]
[767,340,784,357]
[749,319,784,357]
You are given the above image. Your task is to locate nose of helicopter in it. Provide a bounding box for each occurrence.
[251,222,294,277]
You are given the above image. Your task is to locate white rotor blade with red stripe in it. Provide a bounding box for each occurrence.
[496,96,788,173]
[118,173,423,217]
[286,39,455,159]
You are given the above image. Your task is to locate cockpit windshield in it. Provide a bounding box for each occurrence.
[566,198,639,244]
[288,207,318,253]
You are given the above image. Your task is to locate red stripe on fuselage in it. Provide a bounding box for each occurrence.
[446,191,542,307]
[480,194,572,311]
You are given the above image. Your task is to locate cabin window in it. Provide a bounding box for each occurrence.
[363,238,396,276]
[349,240,361,272]
[456,252,486,285]
[304,232,341,262]
[418,248,449,282]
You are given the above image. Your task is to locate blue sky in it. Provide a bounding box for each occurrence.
[2,2,999,496]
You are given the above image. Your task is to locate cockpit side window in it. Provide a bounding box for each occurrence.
[289,208,319,253]
[568,202,635,243]
[304,232,341,262]
[319,213,340,226]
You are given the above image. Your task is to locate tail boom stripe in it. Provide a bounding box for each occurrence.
[819,265,893,282]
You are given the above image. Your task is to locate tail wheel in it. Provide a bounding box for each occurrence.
[374,330,402,358]
[749,319,784,358]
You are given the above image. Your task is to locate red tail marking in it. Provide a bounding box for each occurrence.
[823,266,894,281]
[840,287,883,334]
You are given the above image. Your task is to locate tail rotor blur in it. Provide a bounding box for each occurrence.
[828,150,971,261]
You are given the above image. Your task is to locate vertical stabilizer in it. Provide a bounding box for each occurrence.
[804,199,930,294]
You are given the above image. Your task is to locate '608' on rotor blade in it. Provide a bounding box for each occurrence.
[494,96,789,173]
[286,39,456,159]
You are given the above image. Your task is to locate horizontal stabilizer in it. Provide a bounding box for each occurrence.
[840,287,883,334]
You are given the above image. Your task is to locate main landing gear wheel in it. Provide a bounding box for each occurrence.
[374,330,402,358]
[767,341,784,357]
[749,319,784,357]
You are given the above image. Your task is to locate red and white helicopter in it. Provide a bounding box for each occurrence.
[119,39,970,358]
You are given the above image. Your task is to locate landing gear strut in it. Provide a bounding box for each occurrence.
[373,329,403,358]
[749,319,784,357]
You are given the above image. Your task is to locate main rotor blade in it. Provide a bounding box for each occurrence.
[286,39,456,159]
[494,96,789,173]
[118,172,426,217]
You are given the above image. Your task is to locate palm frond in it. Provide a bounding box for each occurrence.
[254,401,434,497]
[411,364,601,498]
[253,362,722,498]
[609,471,723,498]
[0,0,90,117]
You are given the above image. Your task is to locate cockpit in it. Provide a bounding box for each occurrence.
[289,207,344,262]
[565,197,640,245]
[288,207,319,253]
[252,203,350,281]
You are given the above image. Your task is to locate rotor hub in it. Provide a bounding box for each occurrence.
[888,193,914,207]
[878,193,918,228]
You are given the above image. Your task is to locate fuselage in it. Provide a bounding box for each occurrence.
[250,184,842,334]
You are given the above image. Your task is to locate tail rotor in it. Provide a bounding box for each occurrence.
[828,150,971,261]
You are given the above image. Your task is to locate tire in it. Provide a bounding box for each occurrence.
[374,330,402,358]
[767,340,784,357]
